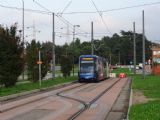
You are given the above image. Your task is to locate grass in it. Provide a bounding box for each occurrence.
[113,68,160,119]
[112,68,160,120]
[129,100,160,120]
[0,76,77,97]
[132,74,160,98]
[129,74,160,120]
[112,67,133,76]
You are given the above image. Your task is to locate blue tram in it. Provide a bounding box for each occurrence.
[78,55,109,82]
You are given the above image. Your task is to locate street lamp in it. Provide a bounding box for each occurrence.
[73,25,80,76]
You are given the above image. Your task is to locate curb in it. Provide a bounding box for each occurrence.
[0,80,77,102]
[127,78,133,120]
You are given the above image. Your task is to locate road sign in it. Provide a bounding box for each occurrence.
[37,61,42,64]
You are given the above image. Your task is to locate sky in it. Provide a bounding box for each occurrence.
[0,0,160,45]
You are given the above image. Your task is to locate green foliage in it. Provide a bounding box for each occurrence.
[132,74,160,98]
[112,68,132,76]
[47,30,152,66]
[0,24,24,87]
[60,55,72,78]
[127,70,160,120]
[26,40,49,82]
[0,76,77,97]
[129,101,160,120]
[41,42,52,78]
[26,40,39,82]
[113,68,160,119]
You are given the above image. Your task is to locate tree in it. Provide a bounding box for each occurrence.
[60,55,72,78]
[26,40,39,82]
[41,42,52,77]
[0,24,24,87]
[26,40,50,82]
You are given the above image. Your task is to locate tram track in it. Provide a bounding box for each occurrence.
[0,78,124,120]
[0,82,86,112]
[56,78,121,120]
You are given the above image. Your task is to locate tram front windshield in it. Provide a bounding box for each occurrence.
[80,61,94,73]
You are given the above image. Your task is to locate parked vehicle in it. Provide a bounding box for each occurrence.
[138,63,143,69]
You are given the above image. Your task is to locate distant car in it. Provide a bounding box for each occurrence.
[136,66,139,70]
[138,63,143,69]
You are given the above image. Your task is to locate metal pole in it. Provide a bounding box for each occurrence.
[73,25,75,76]
[91,22,94,55]
[38,50,41,87]
[133,22,136,74]
[52,13,55,79]
[110,53,112,65]
[142,10,145,78]
[118,51,120,65]
[21,0,25,81]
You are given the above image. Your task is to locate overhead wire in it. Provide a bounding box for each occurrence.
[1,1,160,15]
[90,0,112,35]
[57,0,72,16]
[1,1,160,39]
[62,1,160,14]
[0,2,89,38]
[0,3,51,15]
[33,0,89,38]
[33,0,51,12]
[89,0,111,51]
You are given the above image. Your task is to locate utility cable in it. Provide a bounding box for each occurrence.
[1,2,160,15]
[58,0,72,16]
[33,0,89,38]
[90,0,112,35]
[62,1,160,14]
[0,3,51,15]
[33,0,51,13]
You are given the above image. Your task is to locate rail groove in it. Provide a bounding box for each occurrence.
[57,78,121,120]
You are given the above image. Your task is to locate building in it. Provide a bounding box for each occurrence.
[152,45,160,75]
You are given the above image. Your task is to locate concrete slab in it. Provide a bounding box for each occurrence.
[105,78,131,120]
[106,112,124,120]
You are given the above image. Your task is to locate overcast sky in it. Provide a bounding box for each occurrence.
[0,0,160,45]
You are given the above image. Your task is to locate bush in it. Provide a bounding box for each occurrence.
[0,24,24,87]
[60,55,72,78]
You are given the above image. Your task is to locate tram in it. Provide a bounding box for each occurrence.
[78,55,109,82]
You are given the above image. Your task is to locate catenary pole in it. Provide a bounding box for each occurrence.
[72,25,80,76]
[52,13,55,79]
[142,10,145,78]
[21,0,25,81]
[91,21,94,55]
[133,22,136,74]
[38,50,42,87]
[73,25,75,76]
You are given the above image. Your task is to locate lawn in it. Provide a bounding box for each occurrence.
[113,68,160,120]
[132,74,160,98]
[0,76,77,97]
[112,67,133,76]
[129,100,160,120]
